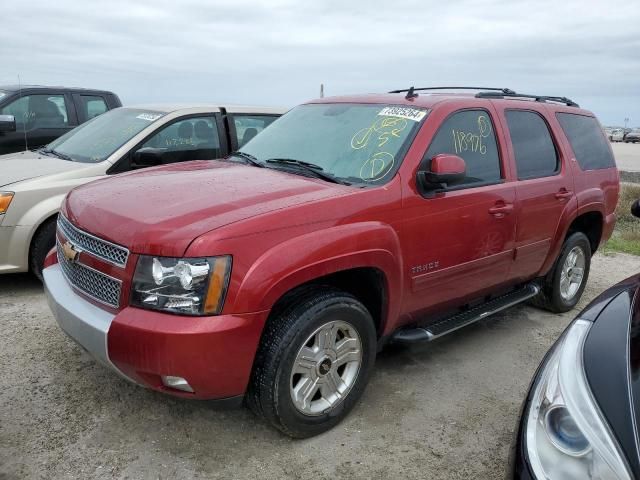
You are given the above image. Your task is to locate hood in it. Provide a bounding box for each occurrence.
[0,150,84,187]
[582,276,640,478]
[64,160,351,256]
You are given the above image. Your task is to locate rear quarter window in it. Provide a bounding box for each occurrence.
[556,113,615,170]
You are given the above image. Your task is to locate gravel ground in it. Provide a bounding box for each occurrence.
[612,142,640,173]
[1,252,639,479]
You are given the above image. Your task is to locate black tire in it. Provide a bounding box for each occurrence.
[530,232,591,313]
[247,288,376,438]
[29,217,57,282]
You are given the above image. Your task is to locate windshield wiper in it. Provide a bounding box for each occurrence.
[42,148,74,162]
[265,158,351,185]
[228,151,264,168]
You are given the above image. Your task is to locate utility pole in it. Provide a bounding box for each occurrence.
[320,83,324,98]
[624,117,629,129]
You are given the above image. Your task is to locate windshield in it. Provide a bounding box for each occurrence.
[239,103,428,185]
[0,91,6,101]
[46,108,165,163]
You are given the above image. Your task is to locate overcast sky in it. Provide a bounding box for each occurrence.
[1,0,638,125]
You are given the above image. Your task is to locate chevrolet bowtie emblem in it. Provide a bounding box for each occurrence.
[62,241,80,263]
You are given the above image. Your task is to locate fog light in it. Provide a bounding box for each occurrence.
[161,375,194,393]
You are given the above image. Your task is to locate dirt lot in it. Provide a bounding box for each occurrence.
[1,252,639,480]
[612,141,640,173]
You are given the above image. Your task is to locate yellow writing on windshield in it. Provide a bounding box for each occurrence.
[359,151,395,182]
[351,116,407,150]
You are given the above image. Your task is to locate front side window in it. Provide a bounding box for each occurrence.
[233,115,278,147]
[556,113,615,170]
[139,116,221,163]
[240,103,427,185]
[0,94,69,130]
[506,110,558,179]
[46,108,165,163]
[424,109,501,185]
[80,95,108,120]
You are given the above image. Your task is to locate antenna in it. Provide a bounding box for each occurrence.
[17,75,28,151]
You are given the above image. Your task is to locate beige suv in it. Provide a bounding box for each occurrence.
[0,104,285,279]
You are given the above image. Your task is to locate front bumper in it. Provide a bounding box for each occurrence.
[44,263,268,400]
[0,224,31,273]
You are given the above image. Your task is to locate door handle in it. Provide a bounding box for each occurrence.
[488,203,514,216]
[555,189,573,200]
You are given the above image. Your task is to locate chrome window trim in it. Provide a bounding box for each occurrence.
[57,214,129,268]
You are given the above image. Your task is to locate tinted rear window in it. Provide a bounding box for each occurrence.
[506,110,558,179]
[556,113,615,170]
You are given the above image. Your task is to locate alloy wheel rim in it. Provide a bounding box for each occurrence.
[290,320,362,416]
[560,246,586,301]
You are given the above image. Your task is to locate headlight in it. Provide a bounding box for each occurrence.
[131,255,232,315]
[525,319,632,479]
[0,192,14,214]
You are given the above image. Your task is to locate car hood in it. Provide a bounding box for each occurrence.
[581,275,640,478]
[64,160,352,256]
[0,150,84,187]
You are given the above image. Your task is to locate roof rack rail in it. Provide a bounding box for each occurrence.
[388,86,515,100]
[474,90,579,107]
[387,86,579,107]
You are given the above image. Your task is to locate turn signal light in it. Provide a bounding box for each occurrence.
[0,192,14,214]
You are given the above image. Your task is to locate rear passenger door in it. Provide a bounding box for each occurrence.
[498,107,574,281]
[228,114,279,150]
[72,94,110,123]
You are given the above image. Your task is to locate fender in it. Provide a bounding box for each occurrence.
[539,196,604,276]
[8,193,66,269]
[233,222,403,333]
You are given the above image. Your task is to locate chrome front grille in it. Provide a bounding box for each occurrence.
[57,214,129,268]
[56,240,122,308]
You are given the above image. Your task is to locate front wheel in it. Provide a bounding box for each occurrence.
[30,217,57,282]
[531,232,591,313]
[247,288,376,438]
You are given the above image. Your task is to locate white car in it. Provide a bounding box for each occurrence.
[0,104,285,279]
[608,128,625,142]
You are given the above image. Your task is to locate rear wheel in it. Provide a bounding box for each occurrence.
[531,232,591,313]
[29,217,57,282]
[247,288,376,438]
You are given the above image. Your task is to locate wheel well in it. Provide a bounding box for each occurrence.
[567,211,603,253]
[269,267,388,337]
[28,214,58,269]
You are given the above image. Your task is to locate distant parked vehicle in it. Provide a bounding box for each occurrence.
[609,128,625,142]
[0,85,121,154]
[0,104,285,280]
[624,129,640,143]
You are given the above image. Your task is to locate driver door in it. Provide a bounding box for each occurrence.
[401,108,517,315]
[132,115,224,168]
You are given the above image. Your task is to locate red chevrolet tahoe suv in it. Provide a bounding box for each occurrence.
[43,87,619,438]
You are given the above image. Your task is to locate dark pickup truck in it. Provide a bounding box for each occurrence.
[0,85,121,154]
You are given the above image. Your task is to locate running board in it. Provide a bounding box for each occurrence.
[391,284,540,345]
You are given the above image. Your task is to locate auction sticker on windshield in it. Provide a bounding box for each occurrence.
[378,106,427,122]
[136,113,163,122]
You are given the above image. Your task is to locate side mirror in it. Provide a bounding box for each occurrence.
[0,114,16,133]
[131,147,164,169]
[631,199,640,219]
[418,153,466,190]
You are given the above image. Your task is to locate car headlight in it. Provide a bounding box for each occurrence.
[525,319,632,479]
[131,255,232,316]
[0,192,14,214]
